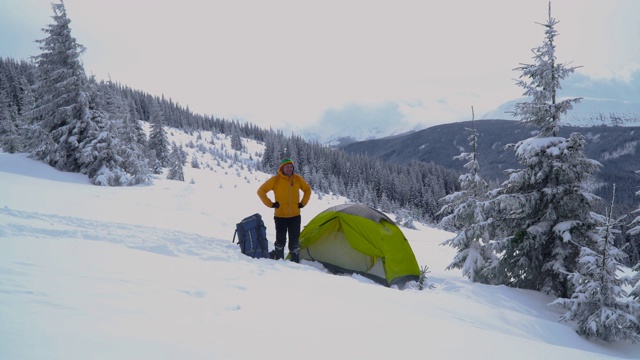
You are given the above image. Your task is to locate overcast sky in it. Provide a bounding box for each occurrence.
[1,0,639,131]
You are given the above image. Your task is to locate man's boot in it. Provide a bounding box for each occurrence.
[268,248,280,260]
[290,249,300,263]
[269,246,284,260]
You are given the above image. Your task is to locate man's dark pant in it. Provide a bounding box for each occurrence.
[274,215,301,253]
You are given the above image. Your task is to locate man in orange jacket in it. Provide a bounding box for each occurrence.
[257,158,312,263]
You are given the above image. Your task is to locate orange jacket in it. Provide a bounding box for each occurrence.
[257,171,311,218]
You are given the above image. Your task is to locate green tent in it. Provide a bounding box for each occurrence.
[298,203,421,287]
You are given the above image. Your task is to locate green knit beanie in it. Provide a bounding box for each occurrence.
[280,158,294,166]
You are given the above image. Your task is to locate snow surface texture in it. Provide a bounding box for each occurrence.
[1,126,639,359]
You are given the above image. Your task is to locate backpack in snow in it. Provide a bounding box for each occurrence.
[232,213,270,258]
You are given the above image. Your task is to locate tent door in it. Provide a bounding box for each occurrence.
[366,257,386,279]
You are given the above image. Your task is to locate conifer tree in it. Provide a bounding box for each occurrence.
[29,1,92,171]
[629,171,640,304]
[77,113,120,185]
[230,126,243,151]
[486,3,602,297]
[191,154,200,169]
[119,91,151,184]
[261,132,279,171]
[628,176,640,257]
[178,143,187,165]
[101,80,151,185]
[147,100,170,171]
[552,186,640,342]
[118,122,151,184]
[18,77,36,121]
[439,114,496,283]
[395,208,417,230]
[0,71,33,153]
[167,143,185,181]
[0,88,21,153]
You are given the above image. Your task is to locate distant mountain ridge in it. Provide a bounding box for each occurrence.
[307,72,640,145]
[483,98,640,126]
[342,119,640,209]
[296,96,640,145]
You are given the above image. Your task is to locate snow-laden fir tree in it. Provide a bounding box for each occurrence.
[76,86,129,186]
[16,77,36,150]
[552,186,640,343]
[96,79,151,185]
[28,1,93,172]
[395,208,417,230]
[486,3,602,297]
[191,154,200,169]
[120,92,152,185]
[0,88,21,153]
[178,143,188,165]
[147,100,170,173]
[18,76,36,118]
[438,115,496,283]
[167,143,185,182]
[82,123,128,186]
[230,125,243,151]
[629,171,640,304]
[628,173,640,259]
[261,131,285,171]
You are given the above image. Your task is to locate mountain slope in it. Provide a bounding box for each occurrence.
[342,120,640,208]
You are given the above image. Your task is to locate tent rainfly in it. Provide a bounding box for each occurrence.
[298,203,421,287]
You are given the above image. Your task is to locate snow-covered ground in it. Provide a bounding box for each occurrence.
[1,126,639,359]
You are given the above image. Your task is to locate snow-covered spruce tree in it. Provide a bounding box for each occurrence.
[230,126,243,151]
[629,171,640,305]
[118,124,152,185]
[438,116,496,283]
[167,143,185,182]
[15,77,36,151]
[0,88,21,153]
[18,76,36,119]
[552,186,640,343]
[76,86,130,186]
[147,100,170,173]
[28,1,92,171]
[191,154,200,169]
[98,79,151,185]
[178,143,187,165]
[83,123,128,186]
[628,174,640,261]
[261,131,284,171]
[395,208,417,230]
[121,95,152,184]
[486,4,602,297]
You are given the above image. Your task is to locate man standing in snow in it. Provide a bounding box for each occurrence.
[257,158,312,263]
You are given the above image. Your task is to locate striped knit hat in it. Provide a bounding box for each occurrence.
[279,158,294,173]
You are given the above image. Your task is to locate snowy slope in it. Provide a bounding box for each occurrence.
[1,126,639,360]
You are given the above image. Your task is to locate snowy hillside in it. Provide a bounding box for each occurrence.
[1,126,639,359]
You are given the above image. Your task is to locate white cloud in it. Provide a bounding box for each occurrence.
[1,0,639,130]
